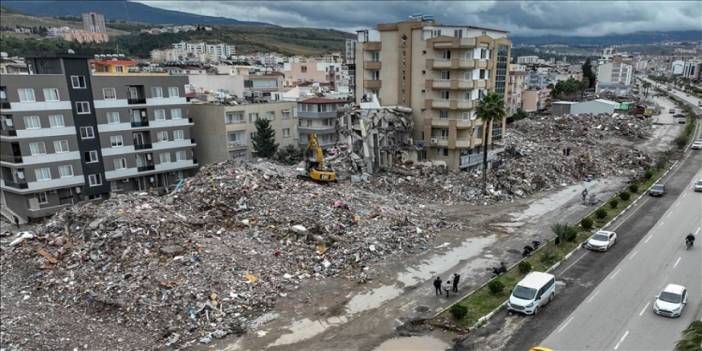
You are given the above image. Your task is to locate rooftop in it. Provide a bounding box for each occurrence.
[299,97,348,104]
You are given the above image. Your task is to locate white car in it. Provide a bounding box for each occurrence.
[691,140,702,150]
[585,230,617,251]
[694,179,702,192]
[654,284,688,317]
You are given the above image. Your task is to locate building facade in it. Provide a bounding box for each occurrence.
[506,64,527,115]
[354,18,511,170]
[189,101,298,164]
[82,12,106,33]
[0,56,197,223]
[297,98,347,148]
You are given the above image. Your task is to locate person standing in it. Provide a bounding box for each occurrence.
[433,277,442,296]
[14,216,19,229]
[452,273,460,293]
[444,279,452,297]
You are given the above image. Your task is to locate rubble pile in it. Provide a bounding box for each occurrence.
[1,161,450,349]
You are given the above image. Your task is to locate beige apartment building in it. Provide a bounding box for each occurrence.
[189,101,297,164]
[354,17,511,170]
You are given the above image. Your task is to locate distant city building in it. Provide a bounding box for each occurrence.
[671,60,685,75]
[596,53,633,96]
[507,64,527,115]
[82,12,106,33]
[151,42,236,63]
[517,56,540,64]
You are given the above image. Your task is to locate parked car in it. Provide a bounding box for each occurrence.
[691,140,702,150]
[507,272,556,315]
[673,113,686,118]
[649,183,666,197]
[653,284,688,317]
[694,179,702,192]
[669,108,676,114]
[585,230,617,251]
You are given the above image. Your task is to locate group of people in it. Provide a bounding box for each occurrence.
[433,273,460,297]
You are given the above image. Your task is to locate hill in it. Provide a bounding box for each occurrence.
[0,0,270,26]
[0,6,128,36]
[512,30,702,46]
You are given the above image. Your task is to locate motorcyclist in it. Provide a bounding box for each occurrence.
[685,233,695,246]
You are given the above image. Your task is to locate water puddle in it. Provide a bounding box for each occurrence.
[267,316,348,347]
[345,284,403,315]
[373,336,450,351]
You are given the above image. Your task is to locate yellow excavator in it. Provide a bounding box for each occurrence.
[299,133,337,183]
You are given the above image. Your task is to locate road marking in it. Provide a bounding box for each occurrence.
[666,212,672,218]
[674,202,680,208]
[610,268,622,280]
[556,316,575,333]
[586,289,600,304]
[644,234,653,243]
[561,251,588,274]
[614,330,630,350]
[696,227,700,235]
[640,302,651,316]
[674,256,682,268]
[629,250,638,260]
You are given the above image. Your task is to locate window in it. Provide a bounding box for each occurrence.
[480,48,489,59]
[265,111,275,121]
[110,135,124,147]
[29,142,46,155]
[151,87,164,98]
[440,90,450,100]
[301,65,307,73]
[53,140,69,153]
[440,71,450,80]
[173,130,184,140]
[37,192,48,205]
[250,132,257,140]
[454,29,463,38]
[79,126,94,139]
[475,125,484,138]
[370,70,380,80]
[282,128,290,138]
[85,150,98,163]
[248,113,259,122]
[281,109,291,120]
[156,131,169,142]
[103,88,116,100]
[70,76,86,89]
[76,101,91,114]
[24,115,41,129]
[432,29,441,37]
[115,66,124,73]
[18,88,36,102]
[43,88,59,101]
[113,158,127,170]
[154,109,166,120]
[225,111,245,124]
[58,165,73,178]
[175,150,187,161]
[461,111,472,120]
[168,87,179,97]
[439,110,449,119]
[479,69,489,80]
[370,51,380,62]
[106,111,120,124]
[478,89,486,100]
[159,152,171,164]
[464,91,472,100]
[48,114,65,128]
[88,174,102,187]
[35,168,51,181]
[442,50,451,60]
[170,108,183,119]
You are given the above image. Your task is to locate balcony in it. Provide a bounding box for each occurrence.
[3,179,28,189]
[298,111,338,119]
[0,101,10,110]
[431,136,448,147]
[430,37,477,49]
[297,126,336,134]
[134,143,153,150]
[0,128,17,136]
[227,141,247,149]
[131,120,150,127]
[457,100,473,109]
[137,164,155,172]
[364,61,381,70]
[430,79,474,90]
[127,98,146,105]
[429,99,451,109]
[429,59,476,70]
[1,154,23,163]
[364,80,381,89]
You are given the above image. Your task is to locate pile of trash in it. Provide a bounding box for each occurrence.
[1,162,452,350]
[353,114,653,204]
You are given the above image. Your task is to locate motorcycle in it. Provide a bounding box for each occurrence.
[685,238,694,250]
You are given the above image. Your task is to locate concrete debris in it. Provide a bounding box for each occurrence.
[1,161,452,350]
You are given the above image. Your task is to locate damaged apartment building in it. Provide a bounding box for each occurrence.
[352,16,511,170]
[0,55,198,223]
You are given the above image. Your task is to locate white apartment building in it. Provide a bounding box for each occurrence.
[517,56,540,64]
[171,41,236,59]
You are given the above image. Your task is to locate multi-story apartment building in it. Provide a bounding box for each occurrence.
[82,12,106,33]
[297,98,347,148]
[354,18,511,170]
[596,56,633,96]
[0,55,197,223]
[506,64,527,115]
[190,101,297,163]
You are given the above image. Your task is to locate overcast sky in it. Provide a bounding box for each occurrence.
[136,1,702,37]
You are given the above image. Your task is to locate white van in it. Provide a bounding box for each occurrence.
[507,271,556,315]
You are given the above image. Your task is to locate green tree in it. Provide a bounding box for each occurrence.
[582,58,596,89]
[252,118,278,158]
[675,320,702,351]
[476,91,506,194]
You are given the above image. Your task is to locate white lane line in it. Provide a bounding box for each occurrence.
[674,202,680,208]
[674,256,682,268]
[666,212,672,218]
[629,250,638,260]
[561,251,588,274]
[696,227,701,235]
[557,316,575,334]
[610,268,622,280]
[586,289,600,304]
[644,234,653,243]
[614,330,630,350]
[639,302,651,316]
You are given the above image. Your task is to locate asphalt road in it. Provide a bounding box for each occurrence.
[492,121,702,351]
[540,165,702,350]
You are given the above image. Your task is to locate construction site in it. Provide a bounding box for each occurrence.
[0,97,682,350]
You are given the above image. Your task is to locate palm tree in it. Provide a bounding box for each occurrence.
[475,91,506,194]
[642,81,652,102]
[675,320,702,351]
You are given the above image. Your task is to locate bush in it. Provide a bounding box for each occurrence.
[595,208,608,219]
[580,217,593,230]
[674,135,688,150]
[628,184,639,193]
[518,261,532,274]
[540,249,560,266]
[449,304,468,320]
[488,280,505,295]
[551,223,578,242]
[643,170,654,180]
[609,199,619,209]
[619,192,631,201]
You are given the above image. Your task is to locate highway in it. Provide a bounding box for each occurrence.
[641,77,702,113]
[540,166,702,350]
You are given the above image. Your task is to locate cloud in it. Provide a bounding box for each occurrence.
[136,0,702,37]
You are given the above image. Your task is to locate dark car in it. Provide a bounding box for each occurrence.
[649,184,666,197]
